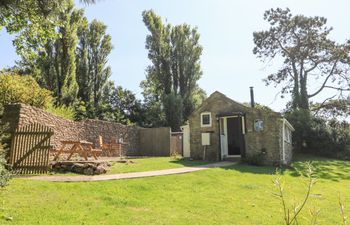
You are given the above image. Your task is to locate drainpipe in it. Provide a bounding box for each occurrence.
[250,87,255,108]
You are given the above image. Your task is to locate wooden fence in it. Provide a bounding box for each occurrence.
[139,127,171,156]
[9,123,53,174]
[139,127,184,157]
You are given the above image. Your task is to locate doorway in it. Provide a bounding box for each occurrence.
[220,116,245,159]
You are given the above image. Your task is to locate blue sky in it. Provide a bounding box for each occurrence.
[0,0,349,112]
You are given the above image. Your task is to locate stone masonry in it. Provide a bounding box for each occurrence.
[3,104,140,156]
[189,91,293,165]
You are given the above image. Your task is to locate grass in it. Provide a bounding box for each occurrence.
[1,154,350,224]
[106,157,210,174]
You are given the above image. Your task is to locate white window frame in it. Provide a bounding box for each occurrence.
[200,112,212,127]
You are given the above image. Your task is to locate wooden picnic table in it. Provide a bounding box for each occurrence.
[53,140,101,161]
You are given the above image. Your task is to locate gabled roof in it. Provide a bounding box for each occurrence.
[191,90,281,117]
[191,91,248,116]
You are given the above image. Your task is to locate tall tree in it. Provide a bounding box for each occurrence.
[76,17,90,103]
[76,18,113,117]
[253,8,350,111]
[142,10,205,130]
[98,81,144,124]
[37,1,82,105]
[0,0,67,61]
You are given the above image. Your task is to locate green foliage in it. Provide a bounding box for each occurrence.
[311,99,350,121]
[285,109,350,159]
[97,81,144,125]
[0,72,53,108]
[37,1,82,106]
[163,92,183,131]
[0,0,69,61]
[0,106,11,188]
[142,10,204,130]
[253,8,350,111]
[76,18,113,115]
[46,104,75,120]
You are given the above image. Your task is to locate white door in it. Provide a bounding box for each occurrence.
[220,117,228,159]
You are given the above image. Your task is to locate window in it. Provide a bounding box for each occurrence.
[201,112,212,127]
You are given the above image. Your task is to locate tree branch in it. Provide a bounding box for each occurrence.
[308,61,337,98]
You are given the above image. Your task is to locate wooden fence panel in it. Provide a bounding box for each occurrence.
[139,127,171,156]
[9,123,53,174]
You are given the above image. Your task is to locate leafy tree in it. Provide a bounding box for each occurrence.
[311,99,349,120]
[142,10,205,130]
[99,81,144,124]
[76,18,113,118]
[85,19,112,115]
[0,0,96,59]
[36,2,82,106]
[253,8,350,112]
[163,92,183,130]
[76,17,90,104]
[0,0,67,61]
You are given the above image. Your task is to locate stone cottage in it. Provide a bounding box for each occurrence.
[188,91,294,165]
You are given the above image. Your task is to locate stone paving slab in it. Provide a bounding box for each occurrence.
[25,161,236,182]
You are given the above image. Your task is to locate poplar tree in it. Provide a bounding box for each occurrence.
[141,10,205,130]
[76,18,113,117]
[37,1,82,105]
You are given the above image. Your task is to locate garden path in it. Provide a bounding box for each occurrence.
[25,161,236,182]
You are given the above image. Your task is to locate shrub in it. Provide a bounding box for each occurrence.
[285,109,350,159]
[0,72,53,109]
[46,104,75,120]
[0,106,11,188]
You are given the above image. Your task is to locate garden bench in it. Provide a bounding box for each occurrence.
[53,140,102,161]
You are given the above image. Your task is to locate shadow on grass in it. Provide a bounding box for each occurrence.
[219,154,350,181]
[290,154,350,181]
[171,158,279,175]
[168,158,212,167]
[170,154,350,182]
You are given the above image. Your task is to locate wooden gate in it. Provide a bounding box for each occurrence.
[171,132,183,156]
[9,123,54,174]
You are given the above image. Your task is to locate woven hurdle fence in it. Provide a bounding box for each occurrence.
[9,123,53,174]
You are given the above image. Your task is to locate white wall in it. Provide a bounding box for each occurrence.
[181,125,191,157]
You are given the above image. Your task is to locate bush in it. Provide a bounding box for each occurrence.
[285,109,350,159]
[0,72,53,109]
[46,104,76,120]
[0,106,11,187]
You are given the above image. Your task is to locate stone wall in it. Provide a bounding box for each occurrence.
[244,110,282,165]
[189,91,291,165]
[3,104,140,155]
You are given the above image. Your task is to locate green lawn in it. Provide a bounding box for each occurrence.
[106,157,210,174]
[1,154,350,224]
